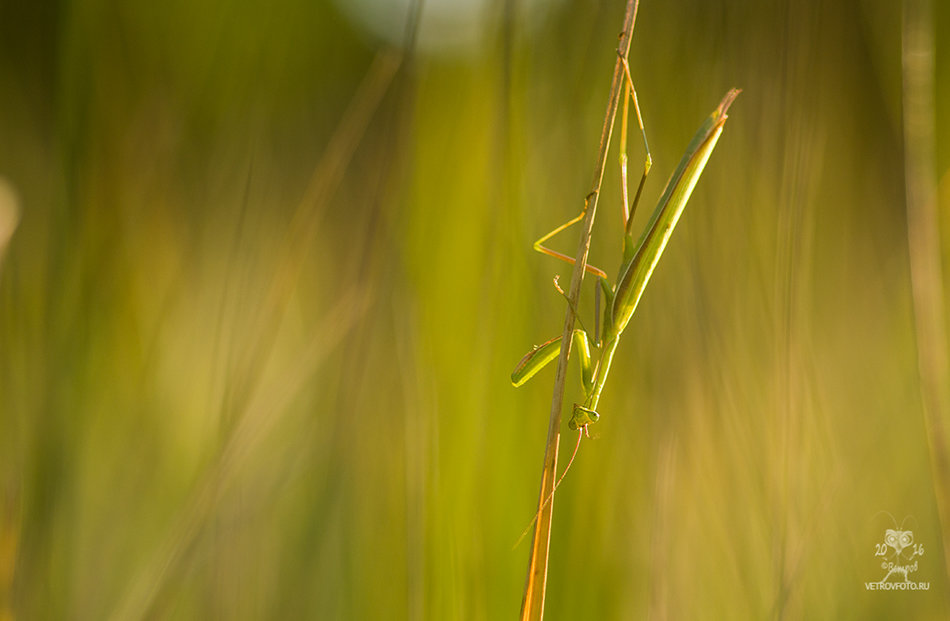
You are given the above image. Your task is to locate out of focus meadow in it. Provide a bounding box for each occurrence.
[2,0,950,618]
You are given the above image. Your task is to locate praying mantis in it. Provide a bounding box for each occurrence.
[511,64,739,434]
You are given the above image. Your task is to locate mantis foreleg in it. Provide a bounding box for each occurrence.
[511,329,595,395]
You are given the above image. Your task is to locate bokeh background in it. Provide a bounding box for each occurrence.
[2,0,950,618]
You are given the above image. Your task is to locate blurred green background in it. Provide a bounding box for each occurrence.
[2,0,950,618]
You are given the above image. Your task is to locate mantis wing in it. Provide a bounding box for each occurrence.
[609,88,740,340]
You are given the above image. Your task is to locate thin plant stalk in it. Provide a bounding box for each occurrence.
[519,2,641,618]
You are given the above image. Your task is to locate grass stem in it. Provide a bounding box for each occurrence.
[519,2,641,618]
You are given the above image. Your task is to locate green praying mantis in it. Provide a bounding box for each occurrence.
[511,65,739,435]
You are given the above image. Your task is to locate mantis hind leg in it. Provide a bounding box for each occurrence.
[618,53,653,258]
[532,192,609,281]
[534,54,654,274]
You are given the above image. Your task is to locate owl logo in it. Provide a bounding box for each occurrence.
[873,514,924,583]
[884,529,914,558]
